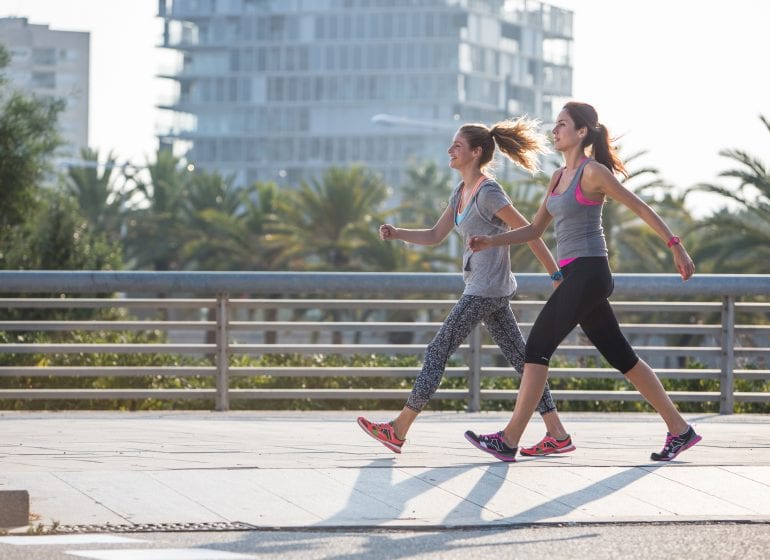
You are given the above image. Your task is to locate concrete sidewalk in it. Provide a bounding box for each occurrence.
[1,411,769,530]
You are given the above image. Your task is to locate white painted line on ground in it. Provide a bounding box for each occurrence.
[65,549,256,560]
[0,535,146,546]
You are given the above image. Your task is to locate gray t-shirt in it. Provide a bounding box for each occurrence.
[451,179,517,297]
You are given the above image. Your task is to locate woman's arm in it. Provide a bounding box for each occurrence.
[379,205,455,246]
[585,163,695,280]
[495,204,560,278]
[468,175,556,252]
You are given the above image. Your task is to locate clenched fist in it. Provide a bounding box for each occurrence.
[380,224,398,241]
[468,235,492,252]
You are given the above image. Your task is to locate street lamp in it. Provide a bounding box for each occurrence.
[371,113,459,132]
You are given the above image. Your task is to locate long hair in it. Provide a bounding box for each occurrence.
[458,117,548,175]
[563,101,627,178]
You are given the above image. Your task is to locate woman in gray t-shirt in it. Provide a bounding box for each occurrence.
[357,118,574,461]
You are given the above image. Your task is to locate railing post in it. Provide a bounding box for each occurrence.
[468,324,482,412]
[215,292,230,411]
[720,295,735,415]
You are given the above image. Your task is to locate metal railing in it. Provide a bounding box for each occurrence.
[0,271,768,414]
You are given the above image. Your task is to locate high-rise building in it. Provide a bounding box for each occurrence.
[157,0,572,188]
[0,17,90,155]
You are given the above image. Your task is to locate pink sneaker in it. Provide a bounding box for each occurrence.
[357,416,405,454]
[519,433,576,457]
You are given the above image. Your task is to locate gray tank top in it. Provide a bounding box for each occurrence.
[545,158,608,263]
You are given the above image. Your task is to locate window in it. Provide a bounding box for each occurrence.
[32,48,56,65]
[31,72,55,89]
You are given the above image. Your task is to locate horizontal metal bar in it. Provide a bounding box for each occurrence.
[2,321,765,339]
[0,389,216,399]
[0,344,216,354]
[0,367,764,383]
[0,298,215,309]
[480,390,723,402]
[1,271,768,298]
[228,321,447,332]
[0,366,216,377]
[733,392,770,403]
[228,367,467,378]
[231,299,727,312]
[0,387,765,403]
[0,321,215,331]
[0,299,763,315]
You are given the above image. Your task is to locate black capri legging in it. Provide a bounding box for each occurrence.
[524,256,639,373]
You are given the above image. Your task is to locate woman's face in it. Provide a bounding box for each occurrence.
[447,132,479,170]
[551,109,584,152]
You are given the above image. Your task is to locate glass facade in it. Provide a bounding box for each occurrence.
[157,0,572,187]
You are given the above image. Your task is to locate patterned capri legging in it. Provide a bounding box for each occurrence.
[405,294,558,414]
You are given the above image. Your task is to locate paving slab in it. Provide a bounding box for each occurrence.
[0,411,769,529]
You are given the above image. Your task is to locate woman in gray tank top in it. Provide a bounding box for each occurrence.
[357,117,576,461]
[465,102,702,463]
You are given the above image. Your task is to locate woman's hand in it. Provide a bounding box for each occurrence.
[379,224,398,241]
[468,235,492,252]
[672,245,695,280]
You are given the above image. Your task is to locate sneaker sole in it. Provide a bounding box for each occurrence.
[651,434,703,462]
[464,432,516,463]
[357,417,402,454]
[519,444,576,457]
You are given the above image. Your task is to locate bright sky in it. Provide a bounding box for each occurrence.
[2,0,769,217]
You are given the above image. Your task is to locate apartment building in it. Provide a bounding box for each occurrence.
[0,17,90,155]
[157,0,572,187]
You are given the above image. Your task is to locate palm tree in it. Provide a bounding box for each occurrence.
[62,147,124,242]
[270,166,390,271]
[177,170,242,270]
[180,180,286,271]
[686,115,770,273]
[397,161,453,226]
[122,150,192,270]
[389,161,460,271]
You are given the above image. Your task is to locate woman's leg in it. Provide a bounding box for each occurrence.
[484,304,568,439]
[500,363,550,447]
[579,299,689,435]
[392,295,499,439]
[625,361,689,435]
[473,258,611,450]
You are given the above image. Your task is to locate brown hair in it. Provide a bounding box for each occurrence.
[458,117,548,175]
[562,101,627,178]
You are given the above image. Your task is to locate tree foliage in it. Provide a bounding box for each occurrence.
[686,115,770,273]
[0,44,63,244]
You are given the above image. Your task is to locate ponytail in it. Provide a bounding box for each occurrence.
[490,117,549,174]
[589,123,627,178]
[563,102,627,178]
[458,117,548,176]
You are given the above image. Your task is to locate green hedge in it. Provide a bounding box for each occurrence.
[0,331,766,412]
